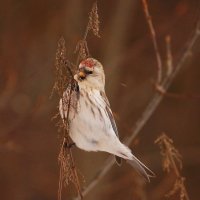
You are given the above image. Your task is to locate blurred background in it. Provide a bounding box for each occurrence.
[1,0,200,199]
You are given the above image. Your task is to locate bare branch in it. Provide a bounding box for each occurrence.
[165,35,173,76]
[156,85,200,100]
[141,0,162,84]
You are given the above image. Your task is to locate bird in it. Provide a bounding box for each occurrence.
[59,57,154,181]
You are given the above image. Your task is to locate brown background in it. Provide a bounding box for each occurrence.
[1,0,200,200]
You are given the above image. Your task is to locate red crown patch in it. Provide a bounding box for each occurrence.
[80,59,95,68]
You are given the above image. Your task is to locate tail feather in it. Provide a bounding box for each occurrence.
[126,155,155,182]
[113,143,155,181]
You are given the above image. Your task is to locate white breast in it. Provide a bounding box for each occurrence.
[69,88,115,152]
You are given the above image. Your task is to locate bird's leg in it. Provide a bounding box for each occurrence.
[64,142,76,149]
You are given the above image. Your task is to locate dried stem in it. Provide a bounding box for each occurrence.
[53,2,101,200]
[74,15,200,200]
[155,133,190,200]
[141,0,162,84]
[52,37,83,200]
[75,1,100,66]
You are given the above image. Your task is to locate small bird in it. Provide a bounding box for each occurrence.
[59,58,154,181]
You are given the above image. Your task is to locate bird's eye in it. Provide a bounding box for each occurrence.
[85,70,93,75]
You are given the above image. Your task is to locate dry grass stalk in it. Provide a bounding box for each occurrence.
[155,133,182,173]
[52,37,82,200]
[155,133,190,200]
[51,37,72,97]
[52,2,101,200]
[75,40,89,61]
[88,1,100,38]
[141,0,162,84]
[75,1,100,66]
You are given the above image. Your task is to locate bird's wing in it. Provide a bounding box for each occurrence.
[100,91,119,137]
[100,91,122,165]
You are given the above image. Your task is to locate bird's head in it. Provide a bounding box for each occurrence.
[74,58,105,91]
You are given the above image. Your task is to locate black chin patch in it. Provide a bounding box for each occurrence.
[78,76,86,81]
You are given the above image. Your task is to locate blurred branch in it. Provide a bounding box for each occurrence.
[74,11,200,200]
[165,36,173,76]
[141,0,162,84]
[156,85,200,100]
[155,35,200,101]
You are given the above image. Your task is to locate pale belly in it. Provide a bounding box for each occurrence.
[69,92,113,152]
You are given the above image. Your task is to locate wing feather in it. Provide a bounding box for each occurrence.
[100,91,119,137]
[100,91,122,165]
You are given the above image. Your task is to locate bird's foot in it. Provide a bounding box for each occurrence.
[64,142,76,149]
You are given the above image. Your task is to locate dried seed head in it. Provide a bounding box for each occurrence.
[155,133,182,172]
[75,40,89,61]
[155,133,189,200]
[51,37,68,97]
[88,2,100,38]
[51,37,75,99]
[166,177,187,200]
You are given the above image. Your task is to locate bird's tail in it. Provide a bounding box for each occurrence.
[113,143,155,181]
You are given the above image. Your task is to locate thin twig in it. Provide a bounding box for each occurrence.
[165,35,173,76]
[74,17,200,200]
[155,35,200,101]
[156,85,200,100]
[141,0,163,84]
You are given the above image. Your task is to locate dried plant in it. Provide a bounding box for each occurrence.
[74,40,89,61]
[52,2,100,200]
[87,1,100,38]
[155,133,190,200]
[155,133,182,172]
[75,1,100,66]
[52,37,74,97]
[52,37,82,200]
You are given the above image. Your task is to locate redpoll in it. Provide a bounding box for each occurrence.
[59,58,154,181]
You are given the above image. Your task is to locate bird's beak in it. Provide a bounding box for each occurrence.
[78,70,86,80]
